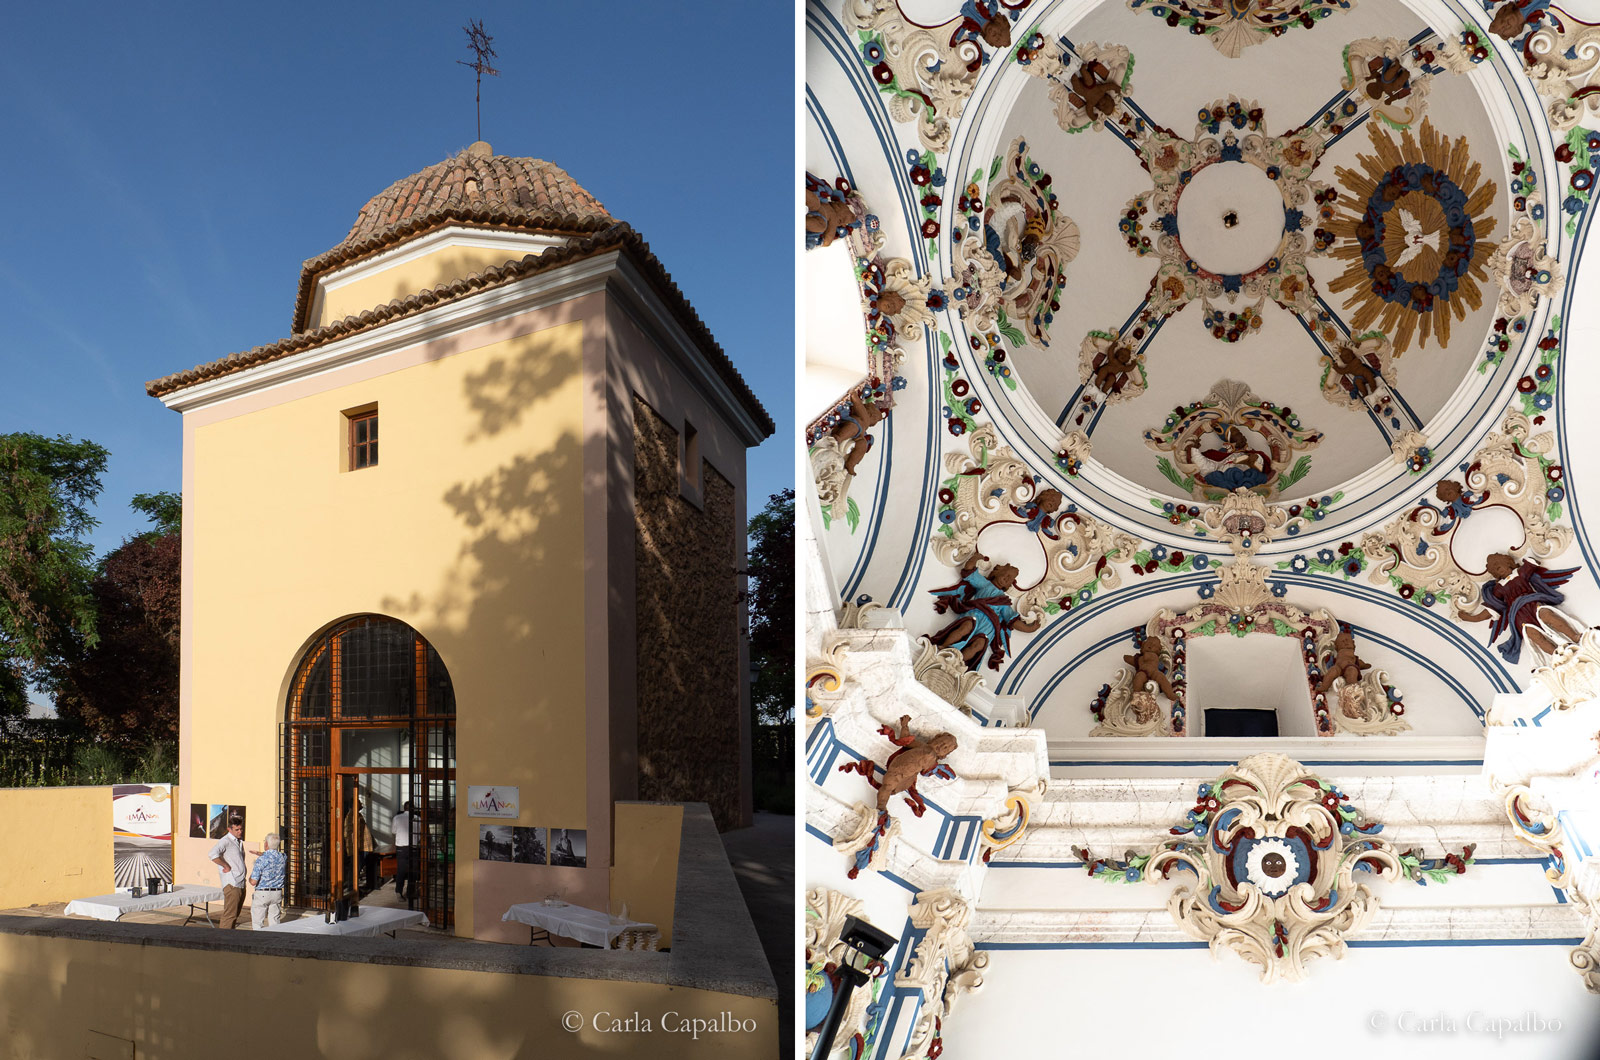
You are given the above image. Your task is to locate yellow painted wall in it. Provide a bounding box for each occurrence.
[0,787,114,908]
[315,242,541,328]
[0,927,778,1059]
[610,803,683,947]
[181,318,590,937]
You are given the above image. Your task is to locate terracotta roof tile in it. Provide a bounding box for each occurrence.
[146,225,774,439]
[289,148,616,334]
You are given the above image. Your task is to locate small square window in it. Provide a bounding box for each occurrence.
[347,407,378,470]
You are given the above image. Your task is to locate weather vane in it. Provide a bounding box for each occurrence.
[457,19,500,143]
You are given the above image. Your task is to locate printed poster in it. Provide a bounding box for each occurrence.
[112,784,173,889]
[467,786,518,819]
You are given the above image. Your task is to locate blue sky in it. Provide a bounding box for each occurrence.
[0,1,794,560]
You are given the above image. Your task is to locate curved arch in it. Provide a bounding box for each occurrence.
[282,614,455,927]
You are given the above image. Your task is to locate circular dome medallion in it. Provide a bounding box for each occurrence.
[1175,162,1285,275]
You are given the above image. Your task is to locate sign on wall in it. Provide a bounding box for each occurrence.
[467,786,519,819]
[112,784,172,888]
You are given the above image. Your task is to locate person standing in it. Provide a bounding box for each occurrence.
[208,815,247,929]
[392,801,418,901]
[249,833,287,929]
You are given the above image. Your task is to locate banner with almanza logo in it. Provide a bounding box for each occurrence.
[112,784,173,888]
[467,785,518,819]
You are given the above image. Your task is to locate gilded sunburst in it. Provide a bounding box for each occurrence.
[1326,119,1498,354]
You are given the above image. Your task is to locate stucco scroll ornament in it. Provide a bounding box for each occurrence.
[1311,626,1409,735]
[978,776,1045,861]
[1144,379,1324,501]
[1199,488,1289,555]
[848,0,1030,153]
[1566,860,1600,994]
[1522,15,1600,133]
[950,136,1082,348]
[931,424,1138,621]
[1530,624,1600,711]
[1360,411,1573,620]
[1341,37,1434,130]
[805,889,884,1056]
[911,636,984,713]
[1487,195,1564,320]
[836,716,958,878]
[1092,600,1409,738]
[1090,630,1178,737]
[811,390,889,514]
[1146,753,1403,982]
[895,889,988,1060]
[1018,38,1135,134]
[1485,774,1570,888]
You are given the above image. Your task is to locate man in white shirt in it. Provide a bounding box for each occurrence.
[208,815,247,929]
[391,801,418,902]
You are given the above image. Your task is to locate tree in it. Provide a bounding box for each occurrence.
[130,491,181,538]
[0,434,107,717]
[747,488,794,725]
[51,496,181,749]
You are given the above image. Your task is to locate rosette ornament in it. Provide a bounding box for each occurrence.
[1146,753,1403,982]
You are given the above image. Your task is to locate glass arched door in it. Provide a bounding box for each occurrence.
[282,616,455,927]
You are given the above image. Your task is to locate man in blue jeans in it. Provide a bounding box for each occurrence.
[391,801,418,901]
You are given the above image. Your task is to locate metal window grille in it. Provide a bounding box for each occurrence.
[284,616,453,925]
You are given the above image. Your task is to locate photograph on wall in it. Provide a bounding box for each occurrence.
[207,803,228,839]
[112,784,173,889]
[511,826,546,865]
[550,828,586,868]
[227,804,246,836]
[188,803,207,839]
[478,825,512,862]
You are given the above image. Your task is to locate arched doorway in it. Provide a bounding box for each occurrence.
[282,615,455,927]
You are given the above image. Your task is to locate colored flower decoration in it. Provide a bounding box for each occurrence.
[1124,0,1357,59]
[1324,119,1498,353]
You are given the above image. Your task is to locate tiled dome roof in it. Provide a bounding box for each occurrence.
[291,142,614,332]
[341,141,613,246]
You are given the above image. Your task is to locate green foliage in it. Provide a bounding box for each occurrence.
[1275,455,1313,494]
[0,433,109,716]
[748,489,795,726]
[71,742,124,786]
[130,491,181,539]
[1155,458,1195,495]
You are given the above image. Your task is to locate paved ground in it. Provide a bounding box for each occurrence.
[722,812,794,1057]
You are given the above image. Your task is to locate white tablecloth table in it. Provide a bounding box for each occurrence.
[64,884,225,926]
[258,907,429,938]
[501,901,658,949]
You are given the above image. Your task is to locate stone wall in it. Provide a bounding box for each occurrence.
[633,396,741,829]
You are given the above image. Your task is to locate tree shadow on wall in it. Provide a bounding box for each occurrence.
[380,327,596,768]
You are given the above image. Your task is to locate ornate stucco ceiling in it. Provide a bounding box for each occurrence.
[806,0,1600,750]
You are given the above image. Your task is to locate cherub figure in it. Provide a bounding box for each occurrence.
[1124,636,1177,701]
[1092,340,1139,395]
[1067,58,1120,121]
[1460,552,1581,663]
[1011,487,1064,538]
[839,714,958,817]
[929,555,1042,671]
[1328,344,1381,399]
[828,392,888,476]
[1426,479,1488,536]
[1363,55,1412,106]
[805,181,856,250]
[1315,631,1372,695]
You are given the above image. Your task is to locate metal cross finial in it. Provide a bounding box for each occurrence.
[456,19,500,143]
